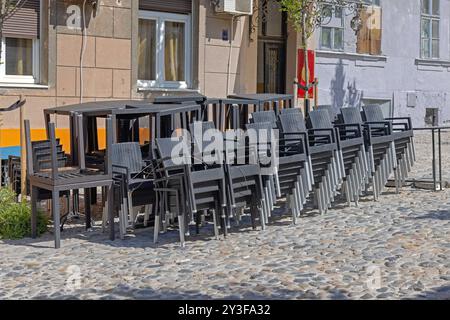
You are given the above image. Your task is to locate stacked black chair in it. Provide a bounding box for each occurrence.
[26,118,114,248]
[317,105,338,122]
[154,136,227,245]
[246,120,311,224]
[152,137,190,246]
[190,121,267,230]
[109,142,155,239]
[362,105,415,192]
[339,107,397,200]
[279,108,341,215]
[309,109,369,206]
[247,111,280,215]
[22,125,72,228]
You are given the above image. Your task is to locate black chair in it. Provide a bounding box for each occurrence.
[154,136,227,245]
[109,142,155,239]
[317,105,338,122]
[246,121,311,223]
[191,121,267,230]
[309,109,369,206]
[27,118,115,248]
[362,105,415,191]
[279,109,341,215]
[339,107,397,199]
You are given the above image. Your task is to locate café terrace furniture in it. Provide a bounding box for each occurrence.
[246,120,311,224]
[279,109,341,215]
[154,136,228,246]
[308,109,369,206]
[362,105,416,192]
[228,93,294,116]
[26,117,115,248]
[338,107,398,200]
[190,121,267,230]
[19,95,416,248]
[22,125,72,230]
[110,142,155,239]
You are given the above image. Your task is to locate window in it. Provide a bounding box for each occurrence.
[320,5,344,51]
[138,11,191,89]
[421,0,440,59]
[0,37,40,84]
[0,0,40,84]
[357,2,382,55]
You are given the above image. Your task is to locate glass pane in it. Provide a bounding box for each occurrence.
[422,0,430,14]
[432,20,439,37]
[321,28,332,49]
[5,38,33,76]
[421,18,430,38]
[432,0,439,15]
[334,29,343,50]
[421,39,430,57]
[265,0,283,37]
[164,21,185,82]
[432,39,439,58]
[138,19,156,81]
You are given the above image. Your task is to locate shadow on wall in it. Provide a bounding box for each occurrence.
[330,59,363,109]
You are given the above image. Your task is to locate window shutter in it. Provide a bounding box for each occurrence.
[139,0,192,14]
[2,0,40,39]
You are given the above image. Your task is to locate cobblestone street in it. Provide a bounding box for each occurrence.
[0,133,449,300]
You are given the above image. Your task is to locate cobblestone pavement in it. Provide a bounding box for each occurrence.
[0,133,449,300]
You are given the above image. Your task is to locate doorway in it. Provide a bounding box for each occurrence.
[257,0,287,94]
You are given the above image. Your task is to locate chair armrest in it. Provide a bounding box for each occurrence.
[385,117,412,131]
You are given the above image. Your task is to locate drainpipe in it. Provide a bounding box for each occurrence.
[226,15,236,96]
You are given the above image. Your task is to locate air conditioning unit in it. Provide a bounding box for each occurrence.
[214,0,254,15]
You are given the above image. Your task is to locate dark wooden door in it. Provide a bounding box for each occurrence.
[264,42,285,93]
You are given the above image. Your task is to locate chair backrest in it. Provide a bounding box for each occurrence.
[251,110,277,128]
[362,104,385,122]
[317,105,337,121]
[308,109,333,129]
[189,121,222,164]
[339,107,363,125]
[279,111,307,133]
[24,120,66,176]
[246,122,278,152]
[155,136,190,169]
[111,142,143,174]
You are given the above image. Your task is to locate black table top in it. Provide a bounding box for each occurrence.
[228,93,294,102]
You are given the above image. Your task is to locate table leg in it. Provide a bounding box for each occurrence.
[108,183,115,241]
[84,188,91,229]
[52,190,61,249]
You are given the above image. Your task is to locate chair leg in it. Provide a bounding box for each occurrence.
[211,209,219,240]
[52,190,61,249]
[31,186,38,238]
[144,204,152,227]
[107,184,115,241]
[153,192,160,244]
[84,188,91,230]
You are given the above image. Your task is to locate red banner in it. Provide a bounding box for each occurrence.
[297,49,315,98]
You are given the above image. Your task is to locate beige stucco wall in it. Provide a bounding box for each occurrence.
[0,0,295,135]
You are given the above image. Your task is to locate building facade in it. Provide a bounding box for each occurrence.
[0,0,298,154]
[315,0,450,127]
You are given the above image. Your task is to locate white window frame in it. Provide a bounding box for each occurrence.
[320,6,344,52]
[421,0,440,59]
[138,10,191,90]
[0,37,40,84]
